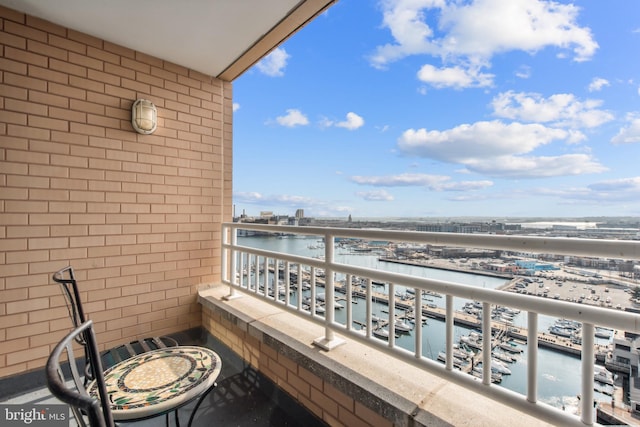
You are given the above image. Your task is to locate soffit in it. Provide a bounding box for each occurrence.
[0,0,335,81]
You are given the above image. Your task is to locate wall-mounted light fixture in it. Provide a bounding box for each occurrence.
[131,99,157,134]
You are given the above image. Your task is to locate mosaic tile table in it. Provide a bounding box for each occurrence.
[87,346,221,424]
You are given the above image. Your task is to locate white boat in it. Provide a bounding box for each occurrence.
[472,366,502,383]
[301,303,325,314]
[437,352,468,368]
[460,332,483,351]
[499,342,523,354]
[313,293,344,309]
[490,359,512,375]
[373,328,389,339]
[492,350,515,364]
[394,319,413,333]
[594,365,614,385]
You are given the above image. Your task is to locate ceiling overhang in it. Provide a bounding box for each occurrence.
[0,0,336,81]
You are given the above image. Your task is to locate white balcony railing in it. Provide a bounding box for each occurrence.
[221,222,640,426]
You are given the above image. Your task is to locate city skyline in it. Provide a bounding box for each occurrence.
[232,0,640,218]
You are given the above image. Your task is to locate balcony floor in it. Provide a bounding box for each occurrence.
[1,328,326,427]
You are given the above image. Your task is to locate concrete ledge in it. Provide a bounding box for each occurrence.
[198,285,556,427]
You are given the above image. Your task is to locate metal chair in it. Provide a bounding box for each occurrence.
[52,266,219,426]
[52,266,178,375]
[46,319,115,427]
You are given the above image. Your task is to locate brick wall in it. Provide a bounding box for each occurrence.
[202,306,393,427]
[0,6,233,378]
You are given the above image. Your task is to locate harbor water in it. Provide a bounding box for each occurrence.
[238,235,614,413]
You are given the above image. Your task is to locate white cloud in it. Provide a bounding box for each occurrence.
[611,116,640,144]
[350,173,493,191]
[464,154,607,178]
[276,109,309,127]
[417,64,493,89]
[321,112,365,130]
[234,191,264,202]
[233,103,240,112]
[369,0,442,68]
[336,112,365,130]
[438,0,598,61]
[588,77,610,92]
[399,120,567,161]
[515,65,532,79]
[491,91,614,128]
[356,190,395,201]
[256,47,290,77]
[589,177,640,192]
[397,120,606,178]
[371,0,598,89]
[537,177,640,205]
[352,173,450,187]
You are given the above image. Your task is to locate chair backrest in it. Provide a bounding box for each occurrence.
[52,265,179,373]
[53,266,87,328]
[46,320,114,427]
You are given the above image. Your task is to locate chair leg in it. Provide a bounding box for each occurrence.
[187,382,217,427]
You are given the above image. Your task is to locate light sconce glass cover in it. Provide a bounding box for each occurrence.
[131,99,157,134]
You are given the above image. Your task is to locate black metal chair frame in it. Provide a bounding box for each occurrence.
[52,266,217,426]
[46,319,115,427]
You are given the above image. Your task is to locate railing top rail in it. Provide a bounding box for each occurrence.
[223,222,640,260]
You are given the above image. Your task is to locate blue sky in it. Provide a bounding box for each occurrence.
[232,0,640,219]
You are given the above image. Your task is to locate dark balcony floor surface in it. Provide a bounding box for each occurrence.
[1,328,327,427]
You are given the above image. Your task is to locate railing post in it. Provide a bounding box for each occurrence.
[221,224,228,284]
[310,266,316,315]
[445,295,453,371]
[415,288,423,360]
[527,312,538,403]
[297,263,303,311]
[346,274,352,331]
[482,302,491,385]
[581,323,595,425]
[365,278,372,338]
[313,233,345,350]
[284,261,290,306]
[388,283,396,349]
[223,225,241,300]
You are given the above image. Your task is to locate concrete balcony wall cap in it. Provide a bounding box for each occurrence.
[198,286,557,427]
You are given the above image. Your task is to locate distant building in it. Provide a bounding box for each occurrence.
[608,332,639,413]
[295,209,304,219]
[515,260,559,271]
[416,221,508,234]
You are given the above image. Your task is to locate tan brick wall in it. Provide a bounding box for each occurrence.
[0,6,233,377]
[202,307,393,427]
